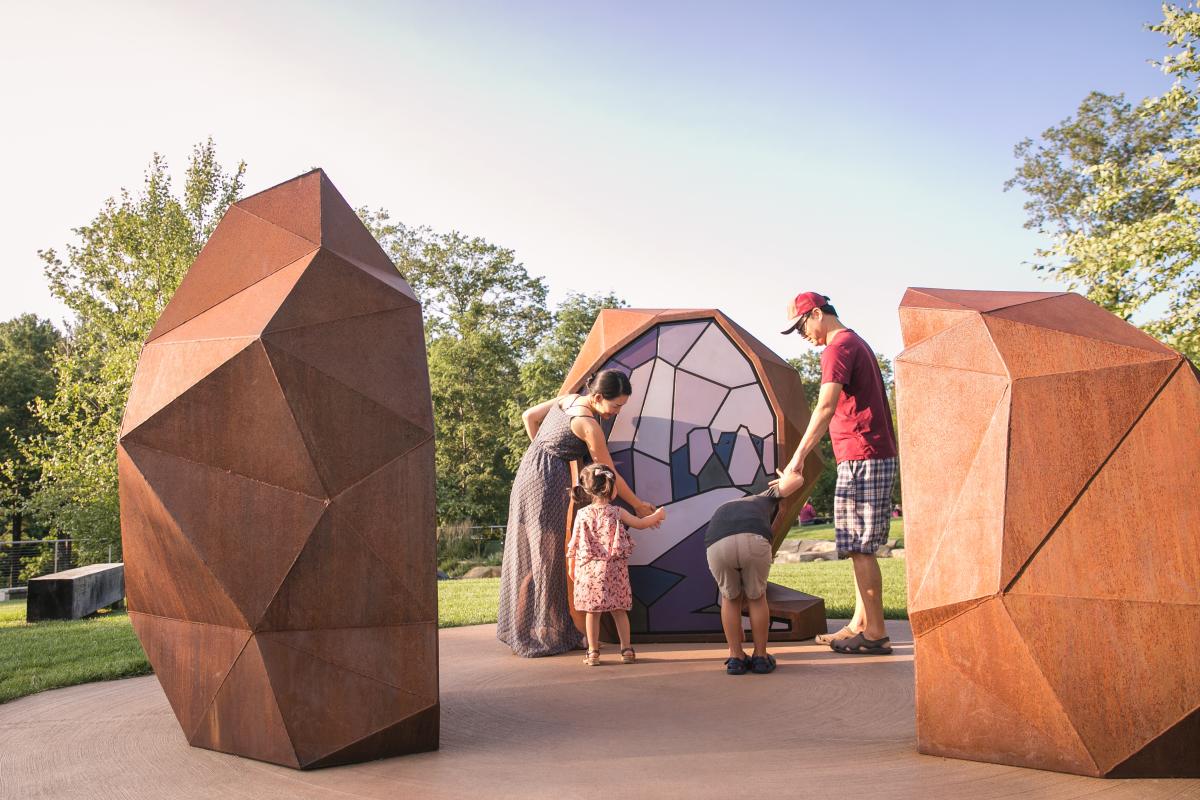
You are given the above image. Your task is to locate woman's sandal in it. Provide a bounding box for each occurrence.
[584,649,601,666]
[621,647,636,664]
[815,626,857,646]
[830,632,893,655]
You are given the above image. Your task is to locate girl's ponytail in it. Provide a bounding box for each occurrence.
[573,462,618,504]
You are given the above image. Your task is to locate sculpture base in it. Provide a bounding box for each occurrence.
[607,582,827,644]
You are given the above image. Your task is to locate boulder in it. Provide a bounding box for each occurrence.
[462,566,501,579]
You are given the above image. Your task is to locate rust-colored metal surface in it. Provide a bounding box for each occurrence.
[118,169,438,770]
[561,309,826,641]
[897,287,1200,778]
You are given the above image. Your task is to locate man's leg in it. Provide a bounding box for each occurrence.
[848,575,864,633]
[720,591,748,659]
[849,553,887,640]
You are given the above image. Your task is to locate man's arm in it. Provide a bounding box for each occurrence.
[773,381,842,496]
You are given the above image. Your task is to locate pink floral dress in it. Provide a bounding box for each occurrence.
[567,504,634,613]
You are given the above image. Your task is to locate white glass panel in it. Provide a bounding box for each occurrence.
[632,358,674,461]
[711,384,774,439]
[657,321,708,365]
[628,487,745,566]
[688,427,713,475]
[607,359,654,450]
[670,370,728,450]
[728,426,759,485]
[677,324,756,387]
[633,451,672,507]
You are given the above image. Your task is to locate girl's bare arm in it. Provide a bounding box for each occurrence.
[618,507,666,530]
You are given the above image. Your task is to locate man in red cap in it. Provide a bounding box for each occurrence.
[772,292,898,655]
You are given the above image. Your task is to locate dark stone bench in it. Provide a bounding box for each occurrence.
[26,563,125,622]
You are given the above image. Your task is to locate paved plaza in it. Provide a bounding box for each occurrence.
[2,621,1197,799]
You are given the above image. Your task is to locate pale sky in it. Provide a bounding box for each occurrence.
[0,0,1174,360]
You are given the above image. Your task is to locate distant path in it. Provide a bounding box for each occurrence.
[1,621,1196,799]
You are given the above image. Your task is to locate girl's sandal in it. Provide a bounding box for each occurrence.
[620,647,636,664]
[584,649,601,666]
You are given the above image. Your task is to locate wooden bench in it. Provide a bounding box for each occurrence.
[26,563,125,622]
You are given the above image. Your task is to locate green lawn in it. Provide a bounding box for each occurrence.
[0,560,908,705]
[770,559,907,619]
[786,518,904,545]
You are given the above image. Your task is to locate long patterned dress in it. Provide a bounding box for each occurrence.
[496,402,589,657]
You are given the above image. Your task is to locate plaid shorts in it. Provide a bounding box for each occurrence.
[834,457,898,557]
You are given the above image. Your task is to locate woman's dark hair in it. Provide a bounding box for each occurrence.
[819,302,839,317]
[585,368,633,400]
[572,463,617,504]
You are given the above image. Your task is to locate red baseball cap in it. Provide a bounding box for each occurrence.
[781,291,829,334]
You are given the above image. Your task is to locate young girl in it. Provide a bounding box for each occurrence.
[567,463,666,666]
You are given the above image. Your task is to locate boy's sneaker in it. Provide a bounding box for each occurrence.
[750,654,776,674]
[724,656,750,675]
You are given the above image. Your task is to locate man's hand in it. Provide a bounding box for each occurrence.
[632,499,656,518]
[769,468,806,497]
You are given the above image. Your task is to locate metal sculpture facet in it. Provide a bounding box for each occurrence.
[119,170,438,769]
[562,309,825,640]
[897,287,1200,778]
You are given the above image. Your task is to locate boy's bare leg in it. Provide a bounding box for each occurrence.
[585,612,601,652]
[720,593,748,660]
[610,609,631,651]
[849,553,887,640]
[747,593,770,657]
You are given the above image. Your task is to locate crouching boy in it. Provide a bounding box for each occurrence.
[704,487,781,675]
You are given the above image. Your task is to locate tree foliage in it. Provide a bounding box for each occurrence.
[23,142,244,560]
[1007,3,1200,359]
[505,291,626,472]
[363,210,554,525]
[0,315,62,587]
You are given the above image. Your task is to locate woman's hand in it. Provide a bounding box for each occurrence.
[632,498,656,518]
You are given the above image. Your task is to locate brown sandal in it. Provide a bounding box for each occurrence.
[830,632,893,655]
[584,649,601,666]
[621,647,636,664]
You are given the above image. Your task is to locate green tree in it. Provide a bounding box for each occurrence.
[506,291,626,472]
[362,210,553,524]
[1007,4,1200,359]
[0,315,62,585]
[23,142,244,561]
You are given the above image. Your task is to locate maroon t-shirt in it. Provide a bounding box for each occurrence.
[820,329,897,462]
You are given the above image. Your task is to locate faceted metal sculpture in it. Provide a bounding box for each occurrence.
[897,287,1200,778]
[562,309,826,640]
[118,170,438,769]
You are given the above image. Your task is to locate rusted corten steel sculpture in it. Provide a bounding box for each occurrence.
[897,287,1200,778]
[118,170,438,769]
[561,309,826,641]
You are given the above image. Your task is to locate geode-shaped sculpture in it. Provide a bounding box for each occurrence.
[896,288,1200,778]
[562,309,825,640]
[118,170,438,769]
